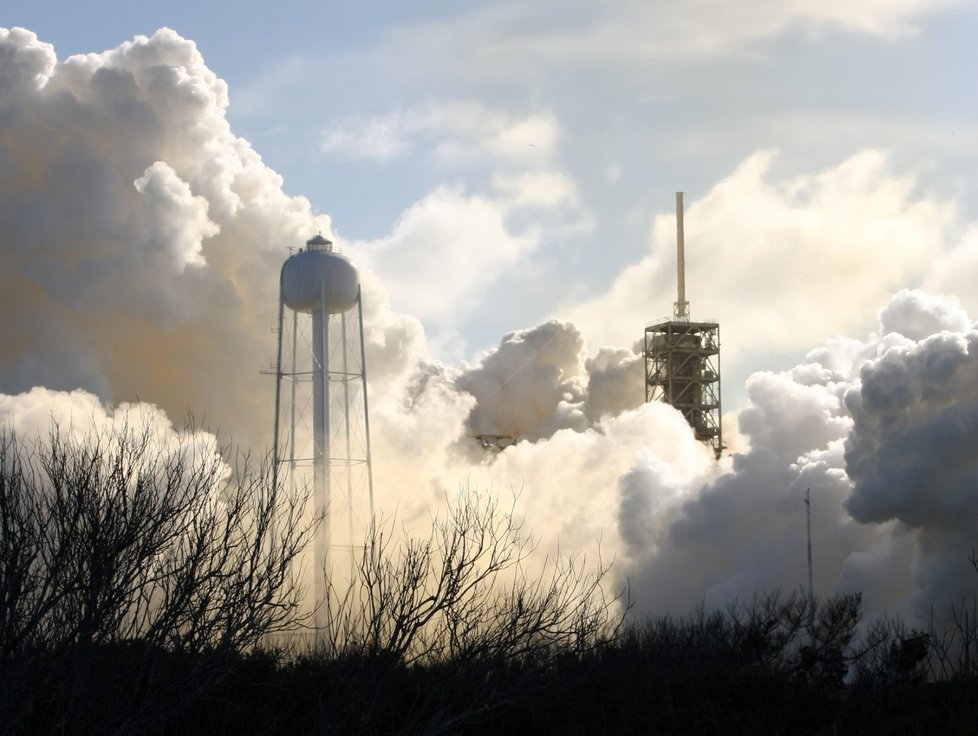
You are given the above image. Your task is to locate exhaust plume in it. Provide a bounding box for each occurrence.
[3,27,978,628]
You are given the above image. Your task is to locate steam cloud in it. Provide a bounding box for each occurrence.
[0,26,422,451]
[3,26,977,626]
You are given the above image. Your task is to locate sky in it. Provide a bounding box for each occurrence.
[3,1,978,623]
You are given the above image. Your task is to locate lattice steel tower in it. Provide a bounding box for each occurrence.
[644,193,723,459]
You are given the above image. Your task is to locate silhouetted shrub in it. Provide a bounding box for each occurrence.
[4,424,978,734]
[0,424,315,732]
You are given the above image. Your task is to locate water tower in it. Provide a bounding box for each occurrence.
[644,193,723,459]
[272,234,374,627]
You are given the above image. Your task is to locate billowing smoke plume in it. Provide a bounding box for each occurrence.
[617,289,978,623]
[0,27,421,451]
[0,386,225,480]
[3,27,978,627]
[442,288,978,625]
[454,320,644,443]
[844,292,978,618]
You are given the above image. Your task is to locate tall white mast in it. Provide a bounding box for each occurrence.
[675,192,689,320]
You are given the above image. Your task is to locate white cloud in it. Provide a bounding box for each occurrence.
[781,0,963,37]
[133,161,218,270]
[0,27,55,90]
[320,101,559,165]
[481,114,556,159]
[925,226,978,317]
[379,0,963,80]
[0,26,422,450]
[491,170,580,210]
[320,112,411,161]
[0,386,223,471]
[349,185,538,328]
[562,149,957,373]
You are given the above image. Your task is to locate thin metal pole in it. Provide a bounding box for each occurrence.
[805,488,814,599]
[676,192,688,319]
[714,324,722,460]
[313,287,331,635]
[271,278,285,553]
[341,309,354,576]
[289,309,297,470]
[272,281,285,495]
[805,488,815,639]
[322,295,331,567]
[644,331,651,403]
[357,287,375,521]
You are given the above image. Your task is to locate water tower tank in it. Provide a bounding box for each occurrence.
[280,235,359,314]
[273,233,374,642]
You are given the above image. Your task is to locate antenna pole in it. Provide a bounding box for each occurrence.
[805,488,814,600]
[675,192,689,319]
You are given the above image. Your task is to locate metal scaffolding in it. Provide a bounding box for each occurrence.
[645,317,722,459]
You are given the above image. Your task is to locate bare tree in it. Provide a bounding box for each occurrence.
[0,422,318,732]
[313,488,625,732]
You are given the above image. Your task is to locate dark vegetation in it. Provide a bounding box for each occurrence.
[1,427,977,734]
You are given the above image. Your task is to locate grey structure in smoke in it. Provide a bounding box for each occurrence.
[645,192,723,460]
[273,235,375,631]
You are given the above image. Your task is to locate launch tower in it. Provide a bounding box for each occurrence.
[644,193,723,459]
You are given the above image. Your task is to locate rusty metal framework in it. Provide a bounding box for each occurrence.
[645,317,723,460]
